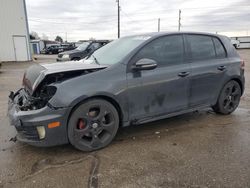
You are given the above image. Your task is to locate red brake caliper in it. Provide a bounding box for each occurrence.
[77,119,86,129]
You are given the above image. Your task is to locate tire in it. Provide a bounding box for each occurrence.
[68,99,119,151]
[212,80,241,115]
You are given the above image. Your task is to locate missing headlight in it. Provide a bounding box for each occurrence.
[31,85,57,110]
[17,86,57,111]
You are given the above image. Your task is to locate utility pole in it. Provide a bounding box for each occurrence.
[158,18,161,32]
[178,9,181,31]
[65,32,67,42]
[116,0,120,38]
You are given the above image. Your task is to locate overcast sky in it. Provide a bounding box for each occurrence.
[26,0,250,41]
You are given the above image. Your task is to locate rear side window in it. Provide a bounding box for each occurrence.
[213,38,226,58]
[133,35,184,67]
[187,35,216,60]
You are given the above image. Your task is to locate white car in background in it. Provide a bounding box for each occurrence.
[231,39,240,49]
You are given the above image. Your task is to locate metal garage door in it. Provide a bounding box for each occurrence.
[13,36,28,61]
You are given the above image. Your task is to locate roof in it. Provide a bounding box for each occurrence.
[78,39,110,43]
[125,31,225,38]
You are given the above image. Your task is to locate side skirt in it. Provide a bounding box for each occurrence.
[131,105,211,125]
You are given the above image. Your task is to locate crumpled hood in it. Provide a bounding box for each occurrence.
[23,61,108,95]
[41,61,107,74]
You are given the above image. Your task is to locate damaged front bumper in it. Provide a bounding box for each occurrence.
[7,89,70,147]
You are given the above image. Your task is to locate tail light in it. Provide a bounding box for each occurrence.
[240,59,245,70]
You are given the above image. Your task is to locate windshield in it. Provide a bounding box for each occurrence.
[77,42,90,51]
[88,36,151,65]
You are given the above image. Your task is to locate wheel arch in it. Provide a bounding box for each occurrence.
[231,78,243,95]
[67,95,124,128]
[213,76,244,106]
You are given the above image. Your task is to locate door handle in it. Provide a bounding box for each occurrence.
[178,72,190,77]
[217,65,226,71]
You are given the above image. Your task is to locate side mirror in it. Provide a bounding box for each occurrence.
[132,58,158,71]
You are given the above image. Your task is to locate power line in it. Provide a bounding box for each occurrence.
[124,5,250,14]
[181,5,250,10]
[121,10,135,22]
[29,18,117,25]
[28,5,250,26]
[28,5,250,22]
[28,3,250,40]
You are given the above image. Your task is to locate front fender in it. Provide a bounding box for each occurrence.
[50,91,128,123]
[68,92,120,107]
[48,64,128,121]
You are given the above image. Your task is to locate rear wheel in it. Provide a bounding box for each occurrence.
[212,80,241,114]
[68,99,119,151]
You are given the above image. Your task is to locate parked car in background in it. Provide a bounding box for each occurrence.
[57,40,110,61]
[58,44,76,53]
[8,32,244,151]
[231,36,250,49]
[231,39,240,49]
[41,45,61,54]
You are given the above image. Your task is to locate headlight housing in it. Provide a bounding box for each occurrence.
[62,54,69,59]
[31,86,57,110]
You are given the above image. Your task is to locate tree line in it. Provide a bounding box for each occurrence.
[30,31,63,43]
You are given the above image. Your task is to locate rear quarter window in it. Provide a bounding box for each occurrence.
[187,35,216,60]
[213,37,226,58]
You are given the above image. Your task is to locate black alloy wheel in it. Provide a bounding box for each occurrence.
[68,99,119,151]
[213,80,241,114]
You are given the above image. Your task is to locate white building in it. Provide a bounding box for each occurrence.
[30,40,45,54]
[0,0,31,62]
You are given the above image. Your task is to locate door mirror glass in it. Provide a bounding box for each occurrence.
[132,58,157,71]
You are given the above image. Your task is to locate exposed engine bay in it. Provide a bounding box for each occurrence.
[10,67,105,111]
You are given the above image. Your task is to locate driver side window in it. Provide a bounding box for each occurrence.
[133,35,184,67]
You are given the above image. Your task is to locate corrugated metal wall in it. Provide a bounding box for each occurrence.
[0,0,31,62]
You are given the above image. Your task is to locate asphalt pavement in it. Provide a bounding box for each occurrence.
[0,50,250,188]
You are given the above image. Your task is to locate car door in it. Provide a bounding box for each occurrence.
[185,34,228,107]
[126,34,191,120]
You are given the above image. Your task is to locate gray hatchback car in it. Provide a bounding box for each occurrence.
[8,32,245,151]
